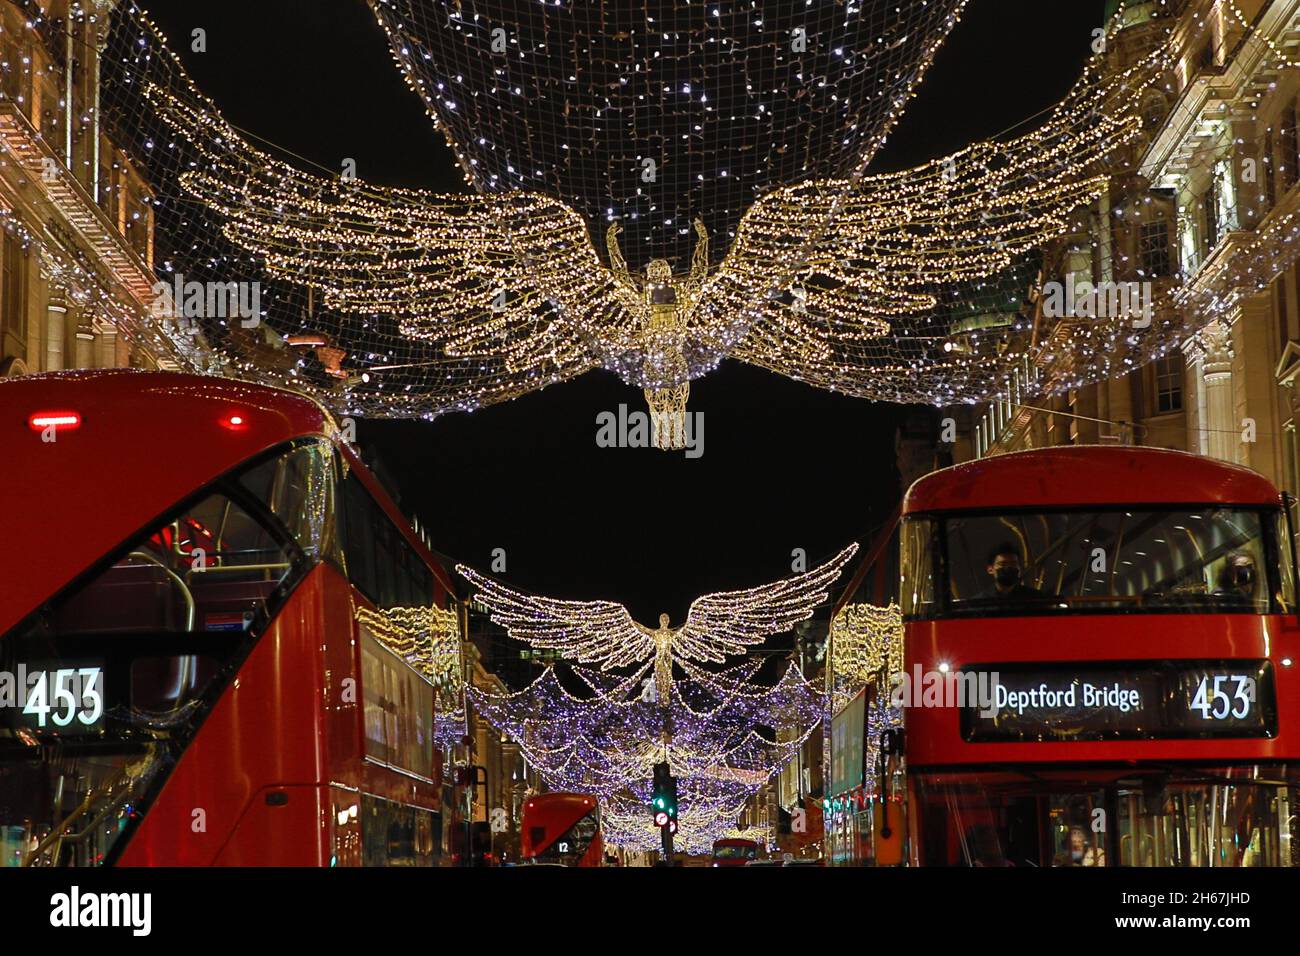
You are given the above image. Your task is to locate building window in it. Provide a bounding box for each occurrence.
[1179,204,1201,276]
[1203,191,1219,258]
[1139,220,1171,278]
[1196,40,1215,73]
[1213,158,1238,235]
[1,229,26,346]
[1281,109,1299,191]
[1155,355,1183,413]
[1141,93,1166,133]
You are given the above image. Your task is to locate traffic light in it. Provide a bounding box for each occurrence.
[651,761,678,827]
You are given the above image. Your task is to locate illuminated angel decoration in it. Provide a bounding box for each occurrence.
[90,1,1181,429]
[457,543,857,703]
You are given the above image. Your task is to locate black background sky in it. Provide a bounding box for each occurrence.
[140,0,1103,623]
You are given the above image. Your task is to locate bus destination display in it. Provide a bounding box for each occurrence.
[961,660,1276,742]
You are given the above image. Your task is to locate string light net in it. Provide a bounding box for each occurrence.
[827,601,901,715]
[825,601,902,799]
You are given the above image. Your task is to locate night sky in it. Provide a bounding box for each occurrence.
[140,0,1104,623]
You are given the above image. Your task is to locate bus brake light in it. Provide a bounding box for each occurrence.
[28,411,81,432]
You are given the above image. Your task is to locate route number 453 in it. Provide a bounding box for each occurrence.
[22,668,104,728]
[1190,675,1255,721]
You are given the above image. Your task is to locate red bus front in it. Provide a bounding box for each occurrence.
[891,447,1300,867]
[520,793,603,866]
[0,371,448,866]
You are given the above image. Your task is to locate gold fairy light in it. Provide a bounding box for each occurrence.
[828,602,904,714]
[355,604,463,691]
[62,0,1300,425]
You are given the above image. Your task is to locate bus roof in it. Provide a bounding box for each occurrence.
[903,446,1282,514]
[0,369,461,635]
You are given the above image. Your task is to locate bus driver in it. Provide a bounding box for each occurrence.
[981,542,1045,602]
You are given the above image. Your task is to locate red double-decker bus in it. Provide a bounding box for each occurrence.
[0,370,457,866]
[520,793,603,866]
[881,446,1300,867]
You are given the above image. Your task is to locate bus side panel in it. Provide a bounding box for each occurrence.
[213,785,329,866]
[116,567,332,866]
[320,563,365,866]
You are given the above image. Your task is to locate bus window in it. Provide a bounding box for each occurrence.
[926,507,1288,618]
[712,840,759,863]
[359,631,435,779]
[1271,510,1297,612]
[237,442,337,564]
[339,472,433,613]
[529,810,599,865]
[360,793,437,867]
[916,767,1300,867]
[900,518,936,618]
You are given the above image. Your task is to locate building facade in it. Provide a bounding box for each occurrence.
[959,0,1300,507]
[0,0,164,379]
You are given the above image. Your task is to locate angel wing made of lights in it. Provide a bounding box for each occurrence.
[154,88,641,359]
[456,542,858,676]
[708,49,1161,399]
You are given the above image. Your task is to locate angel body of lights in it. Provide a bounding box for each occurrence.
[605,219,711,449]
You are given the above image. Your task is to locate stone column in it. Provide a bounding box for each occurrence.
[97,327,117,368]
[1198,321,1237,463]
[74,319,95,370]
[45,301,67,372]
[1232,294,1281,483]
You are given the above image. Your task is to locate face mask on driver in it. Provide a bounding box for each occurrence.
[995,566,1021,588]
